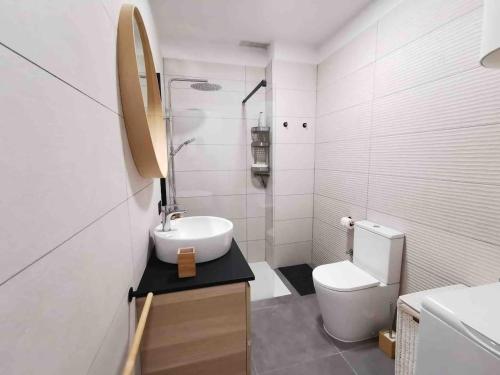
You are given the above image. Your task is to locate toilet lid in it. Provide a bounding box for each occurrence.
[313,261,380,292]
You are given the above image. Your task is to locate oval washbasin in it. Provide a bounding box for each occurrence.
[153,216,233,264]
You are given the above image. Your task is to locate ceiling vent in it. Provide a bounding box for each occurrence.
[239,40,270,49]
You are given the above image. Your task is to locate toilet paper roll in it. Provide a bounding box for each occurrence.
[340,216,354,229]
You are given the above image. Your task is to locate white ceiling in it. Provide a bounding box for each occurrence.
[150,0,372,49]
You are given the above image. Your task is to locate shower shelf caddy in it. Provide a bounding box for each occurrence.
[251,122,270,187]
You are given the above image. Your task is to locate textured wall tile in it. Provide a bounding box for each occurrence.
[372,67,500,137]
[370,124,500,185]
[314,194,366,230]
[375,8,481,97]
[377,0,482,57]
[368,174,500,246]
[315,138,370,173]
[318,26,377,89]
[316,102,372,143]
[317,64,373,116]
[312,219,352,266]
[314,170,368,206]
[367,209,500,287]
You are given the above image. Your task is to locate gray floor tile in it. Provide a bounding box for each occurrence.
[251,294,339,374]
[342,340,395,375]
[260,354,355,375]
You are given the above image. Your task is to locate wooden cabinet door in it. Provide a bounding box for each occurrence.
[137,283,249,375]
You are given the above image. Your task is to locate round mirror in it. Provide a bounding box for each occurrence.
[118,5,167,178]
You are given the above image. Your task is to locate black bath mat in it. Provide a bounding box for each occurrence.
[278,264,315,296]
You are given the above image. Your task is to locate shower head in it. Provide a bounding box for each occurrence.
[190,82,222,91]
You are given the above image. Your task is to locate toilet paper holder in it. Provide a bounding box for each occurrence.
[340,216,354,229]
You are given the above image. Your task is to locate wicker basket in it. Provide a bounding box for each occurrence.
[395,301,420,375]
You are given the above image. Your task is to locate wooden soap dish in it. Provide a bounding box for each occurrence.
[177,247,196,278]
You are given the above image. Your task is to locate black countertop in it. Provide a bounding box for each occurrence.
[134,239,255,298]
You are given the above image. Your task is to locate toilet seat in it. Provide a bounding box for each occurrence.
[313,261,379,292]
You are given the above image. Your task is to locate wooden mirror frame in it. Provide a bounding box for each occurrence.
[118,4,167,177]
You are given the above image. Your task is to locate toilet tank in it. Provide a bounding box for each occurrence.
[353,221,404,285]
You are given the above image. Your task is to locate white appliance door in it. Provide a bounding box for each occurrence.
[415,308,500,375]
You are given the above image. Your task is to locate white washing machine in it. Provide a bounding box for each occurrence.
[415,282,500,375]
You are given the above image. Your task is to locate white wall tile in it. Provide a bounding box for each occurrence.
[316,102,371,143]
[174,144,246,171]
[274,117,315,144]
[275,194,313,220]
[246,66,266,82]
[0,46,128,284]
[88,298,131,375]
[274,89,316,118]
[376,0,482,57]
[313,0,500,293]
[370,124,500,185]
[318,26,377,89]
[273,241,312,267]
[372,67,500,137]
[172,117,246,145]
[312,219,351,265]
[247,217,266,241]
[247,194,266,218]
[275,218,313,245]
[247,240,266,262]
[314,170,368,206]
[316,64,373,116]
[272,60,317,91]
[0,0,120,111]
[314,194,366,230]
[368,174,500,246]
[274,143,315,170]
[275,170,315,195]
[178,195,246,219]
[127,183,159,287]
[165,58,245,80]
[175,170,246,197]
[374,8,481,97]
[315,138,369,173]
[367,209,500,287]
[232,218,247,243]
[375,9,482,96]
[0,204,132,374]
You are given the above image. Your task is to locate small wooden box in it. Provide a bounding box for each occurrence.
[177,247,196,278]
[379,329,396,358]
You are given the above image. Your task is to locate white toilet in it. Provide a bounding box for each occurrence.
[313,220,404,342]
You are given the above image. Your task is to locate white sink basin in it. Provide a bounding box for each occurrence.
[153,216,233,264]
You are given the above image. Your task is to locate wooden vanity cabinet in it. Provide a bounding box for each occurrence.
[136,282,251,375]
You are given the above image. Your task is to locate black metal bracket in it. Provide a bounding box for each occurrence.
[242,79,266,104]
[128,287,137,303]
